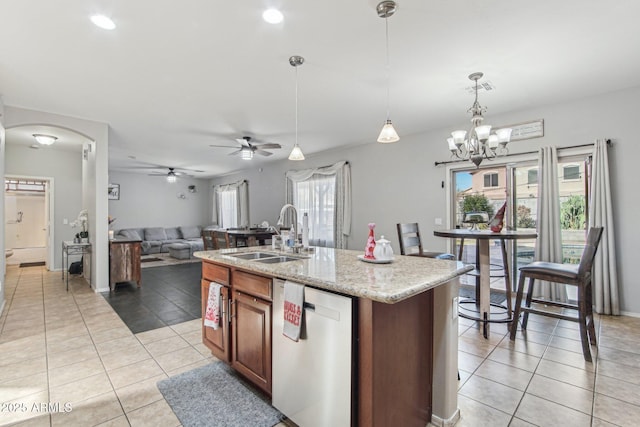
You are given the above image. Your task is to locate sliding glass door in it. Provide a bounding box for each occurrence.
[451,155,589,297]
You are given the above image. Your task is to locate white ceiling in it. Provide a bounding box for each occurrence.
[2,1,639,178]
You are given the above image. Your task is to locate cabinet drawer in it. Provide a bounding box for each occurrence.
[233,270,272,300]
[203,262,230,285]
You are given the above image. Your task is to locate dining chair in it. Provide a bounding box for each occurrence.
[213,230,233,250]
[509,226,604,362]
[396,223,455,260]
[201,229,216,251]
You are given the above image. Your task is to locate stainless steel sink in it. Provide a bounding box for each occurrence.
[230,252,280,260]
[255,256,303,264]
[228,251,308,263]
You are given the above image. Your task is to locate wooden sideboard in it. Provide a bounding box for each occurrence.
[109,239,141,291]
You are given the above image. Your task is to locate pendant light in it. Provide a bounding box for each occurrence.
[288,55,305,161]
[376,1,399,143]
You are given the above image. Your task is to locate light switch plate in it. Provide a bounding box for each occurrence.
[435,218,443,226]
[452,297,459,319]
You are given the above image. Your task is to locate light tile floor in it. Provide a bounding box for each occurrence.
[1,265,640,426]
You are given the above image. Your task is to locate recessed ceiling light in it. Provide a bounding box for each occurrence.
[262,8,283,24]
[90,14,116,30]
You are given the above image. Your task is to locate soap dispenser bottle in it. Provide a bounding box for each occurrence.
[302,213,309,248]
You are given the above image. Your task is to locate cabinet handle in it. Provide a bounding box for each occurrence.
[229,299,235,321]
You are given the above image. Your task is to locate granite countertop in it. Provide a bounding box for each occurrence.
[194,246,472,304]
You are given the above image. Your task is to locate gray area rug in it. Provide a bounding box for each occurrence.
[157,362,284,427]
[140,253,201,269]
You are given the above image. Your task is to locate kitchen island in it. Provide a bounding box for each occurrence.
[194,246,472,427]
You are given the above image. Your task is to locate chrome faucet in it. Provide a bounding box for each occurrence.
[277,204,301,252]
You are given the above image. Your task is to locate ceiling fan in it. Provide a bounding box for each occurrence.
[147,166,203,183]
[210,136,281,160]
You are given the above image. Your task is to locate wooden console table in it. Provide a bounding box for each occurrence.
[109,239,142,291]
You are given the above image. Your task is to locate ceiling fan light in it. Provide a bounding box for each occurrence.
[288,144,305,161]
[166,173,177,183]
[262,8,283,24]
[241,148,254,160]
[90,14,116,30]
[377,120,399,143]
[33,134,57,145]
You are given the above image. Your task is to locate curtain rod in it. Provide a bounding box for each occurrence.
[434,139,611,167]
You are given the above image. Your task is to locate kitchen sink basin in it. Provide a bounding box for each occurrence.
[230,252,280,260]
[255,256,303,264]
[228,251,309,264]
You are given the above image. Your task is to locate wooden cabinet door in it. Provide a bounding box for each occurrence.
[201,280,231,363]
[109,241,141,290]
[232,289,272,395]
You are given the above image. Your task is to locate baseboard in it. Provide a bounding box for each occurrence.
[619,310,640,318]
[429,408,460,427]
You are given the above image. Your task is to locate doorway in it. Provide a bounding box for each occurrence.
[4,177,53,269]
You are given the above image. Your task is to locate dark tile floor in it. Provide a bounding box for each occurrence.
[101,262,202,333]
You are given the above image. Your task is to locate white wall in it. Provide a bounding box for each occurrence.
[211,86,640,315]
[5,144,83,269]
[108,171,211,229]
[0,97,5,314]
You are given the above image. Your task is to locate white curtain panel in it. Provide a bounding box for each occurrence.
[285,161,352,249]
[213,179,249,228]
[535,146,567,302]
[589,139,619,315]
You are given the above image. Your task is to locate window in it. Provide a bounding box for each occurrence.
[285,161,351,249]
[213,180,249,229]
[563,165,580,180]
[527,169,538,185]
[292,174,336,247]
[483,172,499,188]
[218,189,238,228]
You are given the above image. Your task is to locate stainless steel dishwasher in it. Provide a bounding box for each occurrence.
[272,279,353,427]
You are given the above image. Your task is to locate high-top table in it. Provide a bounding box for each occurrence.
[434,229,537,337]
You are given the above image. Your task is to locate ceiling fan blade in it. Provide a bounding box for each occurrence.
[255,150,273,156]
[148,173,166,176]
[210,144,235,148]
[253,143,281,149]
[235,138,252,148]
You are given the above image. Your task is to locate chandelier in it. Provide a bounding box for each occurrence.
[448,72,512,167]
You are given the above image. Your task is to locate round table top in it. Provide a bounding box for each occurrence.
[433,228,538,240]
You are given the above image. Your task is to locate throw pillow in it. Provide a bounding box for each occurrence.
[145,227,167,241]
[179,225,201,239]
[119,229,142,240]
[165,227,181,240]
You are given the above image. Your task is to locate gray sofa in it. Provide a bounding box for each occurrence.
[114,225,205,256]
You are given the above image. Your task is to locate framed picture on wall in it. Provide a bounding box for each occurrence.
[108,184,120,200]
